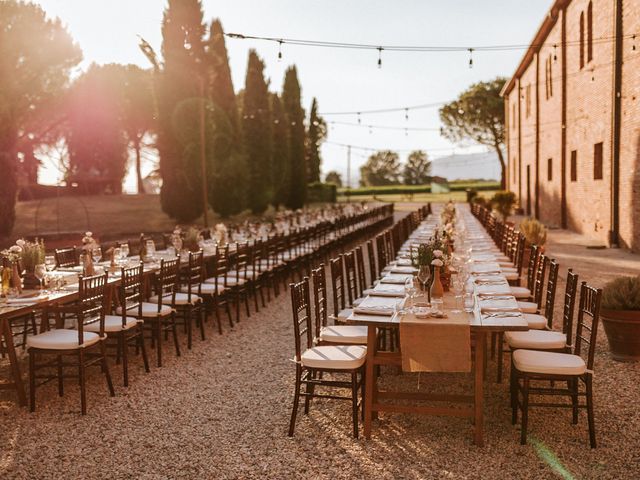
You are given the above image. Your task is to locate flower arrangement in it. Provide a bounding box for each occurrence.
[81,231,97,252]
[184,227,203,252]
[2,239,45,271]
[214,223,228,245]
[440,201,456,226]
[411,236,450,269]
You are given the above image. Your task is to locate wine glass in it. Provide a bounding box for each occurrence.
[146,240,156,260]
[34,264,46,291]
[417,265,431,293]
[43,255,56,292]
[92,246,102,264]
[113,247,121,266]
[120,244,130,262]
[451,276,464,313]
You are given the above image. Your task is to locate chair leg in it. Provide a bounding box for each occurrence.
[303,371,313,414]
[186,306,193,350]
[510,362,518,424]
[288,367,302,437]
[520,377,530,445]
[213,298,223,335]
[137,327,150,373]
[29,350,36,412]
[351,372,359,439]
[496,333,504,383]
[586,375,597,448]
[569,378,579,424]
[78,349,87,415]
[171,314,181,358]
[198,307,206,341]
[57,354,64,396]
[100,341,115,398]
[155,319,163,367]
[121,334,129,387]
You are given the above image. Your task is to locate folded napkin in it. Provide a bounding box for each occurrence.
[478,296,519,312]
[470,263,502,274]
[6,295,49,305]
[380,274,412,285]
[475,282,512,296]
[389,266,417,274]
[368,290,406,298]
[395,258,413,266]
[353,305,395,316]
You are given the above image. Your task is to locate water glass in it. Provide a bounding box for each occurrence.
[34,263,46,290]
[92,247,102,264]
[463,293,475,313]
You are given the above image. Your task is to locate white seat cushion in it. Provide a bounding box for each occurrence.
[512,349,586,376]
[336,308,353,322]
[27,329,102,350]
[498,261,515,268]
[181,283,220,296]
[352,297,364,307]
[300,345,366,369]
[319,325,368,344]
[149,292,202,306]
[501,267,518,273]
[506,330,567,350]
[517,301,538,313]
[205,276,246,287]
[510,286,531,299]
[503,271,519,281]
[117,302,173,318]
[496,254,511,262]
[85,315,139,333]
[523,313,548,329]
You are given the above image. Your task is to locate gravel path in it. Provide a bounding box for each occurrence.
[1,209,639,479]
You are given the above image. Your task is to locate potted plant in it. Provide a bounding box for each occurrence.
[490,191,517,223]
[519,217,548,266]
[600,275,640,362]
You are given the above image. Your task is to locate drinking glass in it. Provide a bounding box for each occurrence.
[463,292,475,313]
[44,255,56,272]
[113,247,121,266]
[451,276,464,313]
[417,265,431,293]
[146,240,156,260]
[34,263,46,290]
[120,244,130,261]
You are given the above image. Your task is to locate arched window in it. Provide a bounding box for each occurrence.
[579,11,585,69]
[587,1,593,62]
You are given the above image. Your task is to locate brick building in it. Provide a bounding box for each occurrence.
[501,0,640,250]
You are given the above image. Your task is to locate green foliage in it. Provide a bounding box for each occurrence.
[439,77,507,188]
[403,150,431,185]
[324,170,343,187]
[601,276,640,311]
[519,217,548,246]
[65,64,130,194]
[305,98,326,183]
[242,50,272,214]
[0,1,81,235]
[341,180,500,197]
[270,93,290,208]
[490,190,517,221]
[282,67,306,209]
[360,150,401,186]
[307,182,337,203]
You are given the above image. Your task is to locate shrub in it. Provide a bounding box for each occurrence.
[519,217,547,246]
[307,182,337,203]
[490,191,517,222]
[601,276,640,310]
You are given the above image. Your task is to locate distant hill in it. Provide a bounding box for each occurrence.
[430,150,502,181]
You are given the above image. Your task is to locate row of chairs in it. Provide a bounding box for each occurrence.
[23,205,396,414]
[471,204,602,448]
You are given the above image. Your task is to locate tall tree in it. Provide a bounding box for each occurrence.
[0,1,81,235]
[281,66,306,209]
[270,93,290,208]
[157,0,207,222]
[359,150,401,186]
[305,97,326,183]
[65,64,129,194]
[120,65,155,194]
[403,150,432,185]
[242,50,272,214]
[439,77,507,188]
[207,19,239,133]
[324,171,343,187]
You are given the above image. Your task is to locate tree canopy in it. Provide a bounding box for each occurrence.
[439,77,507,188]
[324,171,343,188]
[305,98,326,183]
[403,150,431,185]
[359,150,401,186]
[282,66,306,209]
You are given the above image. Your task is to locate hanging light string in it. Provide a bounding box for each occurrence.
[329,121,440,132]
[325,140,466,153]
[320,100,447,116]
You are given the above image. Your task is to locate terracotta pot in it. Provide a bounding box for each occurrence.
[22,270,41,289]
[601,309,640,362]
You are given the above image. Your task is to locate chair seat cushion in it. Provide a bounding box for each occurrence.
[181,283,220,296]
[205,276,247,287]
[510,286,532,299]
[506,330,567,350]
[523,313,548,329]
[301,345,367,369]
[319,325,368,344]
[149,292,202,306]
[117,302,173,318]
[496,254,511,262]
[27,329,103,350]
[336,308,353,323]
[517,301,538,313]
[501,267,518,273]
[498,260,515,268]
[503,271,519,281]
[85,315,140,333]
[512,349,586,376]
[352,297,364,307]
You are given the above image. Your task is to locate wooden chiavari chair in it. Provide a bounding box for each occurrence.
[365,240,378,289]
[342,251,360,307]
[510,244,540,299]
[517,255,548,314]
[287,277,366,438]
[204,246,233,332]
[54,247,79,268]
[510,282,602,448]
[28,274,114,414]
[329,255,351,322]
[86,264,150,386]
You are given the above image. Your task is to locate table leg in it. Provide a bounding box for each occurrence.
[364,325,376,439]
[474,331,486,446]
[2,319,27,406]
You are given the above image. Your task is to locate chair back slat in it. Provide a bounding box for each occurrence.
[542,259,559,327]
[156,257,180,311]
[354,246,367,298]
[290,278,313,362]
[366,240,377,287]
[55,247,78,268]
[329,256,345,317]
[533,254,548,308]
[343,251,358,306]
[574,282,602,370]
[77,273,108,342]
[119,263,144,324]
[562,270,579,343]
[311,265,328,339]
[184,250,204,301]
[526,244,540,292]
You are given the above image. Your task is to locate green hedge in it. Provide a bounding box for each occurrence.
[338,181,499,197]
[307,182,337,203]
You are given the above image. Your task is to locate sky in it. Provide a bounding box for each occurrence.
[32,0,553,190]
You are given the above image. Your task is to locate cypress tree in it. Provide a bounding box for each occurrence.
[305,97,326,183]
[207,19,239,134]
[157,0,207,222]
[271,93,290,208]
[242,50,272,214]
[281,66,306,209]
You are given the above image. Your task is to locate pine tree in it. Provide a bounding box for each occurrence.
[305,97,326,183]
[242,50,272,214]
[157,0,207,222]
[271,93,290,208]
[207,19,239,134]
[281,66,306,209]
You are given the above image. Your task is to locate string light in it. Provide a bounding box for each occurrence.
[320,100,446,116]
[468,48,474,68]
[553,44,557,61]
[633,35,637,51]
[328,120,440,131]
[277,39,283,60]
[405,108,409,121]
[357,112,361,124]
[377,47,383,68]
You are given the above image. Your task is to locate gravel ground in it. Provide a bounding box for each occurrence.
[1,210,640,479]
